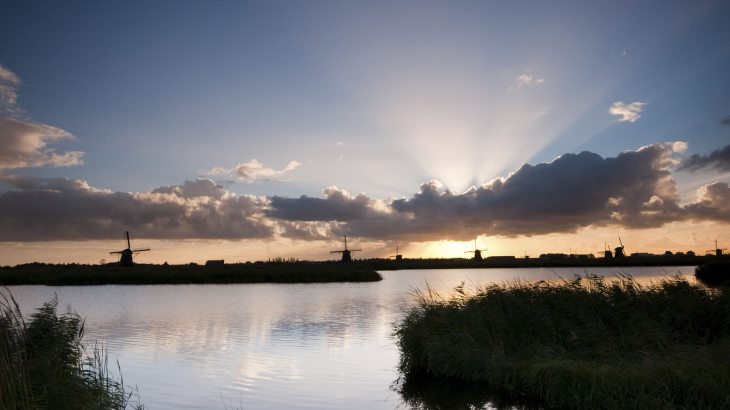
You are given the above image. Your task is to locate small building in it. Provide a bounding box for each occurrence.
[205,260,225,266]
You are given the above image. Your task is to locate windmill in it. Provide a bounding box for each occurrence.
[603,242,613,258]
[110,231,150,267]
[707,240,727,257]
[330,236,361,262]
[614,236,626,258]
[464,238,487,261]
[390,246,402,261]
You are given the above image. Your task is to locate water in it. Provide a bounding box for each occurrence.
[7,266,695,409]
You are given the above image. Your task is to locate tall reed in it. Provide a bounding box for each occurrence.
[0,289,142,410]
[395,275,730,410]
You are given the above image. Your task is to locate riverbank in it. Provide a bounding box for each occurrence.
[395,275,730,410]
[0,263,383,286]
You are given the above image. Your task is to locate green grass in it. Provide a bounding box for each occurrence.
[0,263,383,286]
[395,275,730,410]
[0,289,143,409]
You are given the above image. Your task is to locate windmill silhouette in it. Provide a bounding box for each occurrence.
[390,246,402,261]
[331,236,361,262]
[614,236,626,258]
[464,238,487,261]
[707,240,727,257]
[601,242,613,258]
[110,231,150,267]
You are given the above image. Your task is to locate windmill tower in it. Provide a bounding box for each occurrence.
[390,246,402,261]
[330,236,361,262]
[109,231,150,267]
[464,238,487,261]
[614,236,626,258]
[707,240,727,257]
[603,242,613,258]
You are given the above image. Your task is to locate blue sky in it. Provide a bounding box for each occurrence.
[1,1,729,263]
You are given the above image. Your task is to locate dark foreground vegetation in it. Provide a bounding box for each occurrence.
[0,290,142,409]
[0,263,382,286]
[695,260,730,286]
[395,275,730,410]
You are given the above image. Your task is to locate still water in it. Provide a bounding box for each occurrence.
[8,267,695,409]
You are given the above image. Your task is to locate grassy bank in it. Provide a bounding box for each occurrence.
[0,263,383,286]
[0,290,142,409]
[395,275,730,410]
[695,260,730,286]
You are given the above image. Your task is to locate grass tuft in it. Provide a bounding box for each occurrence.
[0,289,143,409]
[395,275,730,410]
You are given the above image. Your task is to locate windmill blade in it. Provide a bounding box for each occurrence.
[126,231,131,249]
[132,248,151,252]
[109,251,124,254]
[464,251,476,254]
[350,249,362,252]
[330,250,343,254]
[618,235,624,248]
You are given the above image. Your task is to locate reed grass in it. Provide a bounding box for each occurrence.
[395,275,730,410]
[0,289,143,409]
[0,263,382,286]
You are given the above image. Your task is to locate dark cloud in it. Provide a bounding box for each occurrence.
[721,116,730,126]
[684,182,730,222]
[4,143,730,243]
[677,144,730,173]
[265,143,691,241]
[266,187,374,221]
[0,176,272,241]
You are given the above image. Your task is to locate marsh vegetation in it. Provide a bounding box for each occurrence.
[0,290,142,409]
[395,275,730,410]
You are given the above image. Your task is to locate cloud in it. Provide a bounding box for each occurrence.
[0,63,83,170]
[200,159,301,183]
[0,177,272,241]
[0,118,84,169]
[677,144,730,173]
[721,115,730,126]
[0,63,22,116]
[683,181,730,222]
[265,143,697,242]
[266,186,374,222]
[509,74,545,91]
[609,101,646,122]
[6,142,730,244]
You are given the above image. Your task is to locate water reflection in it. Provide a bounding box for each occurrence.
[6,267,695,409]
[393,370,546,410]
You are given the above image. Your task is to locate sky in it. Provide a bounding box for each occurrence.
[1,0,730,265]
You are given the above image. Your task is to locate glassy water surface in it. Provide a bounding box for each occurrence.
[8,267,695,409]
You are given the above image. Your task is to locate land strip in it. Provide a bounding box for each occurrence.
[0,263,383,286]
